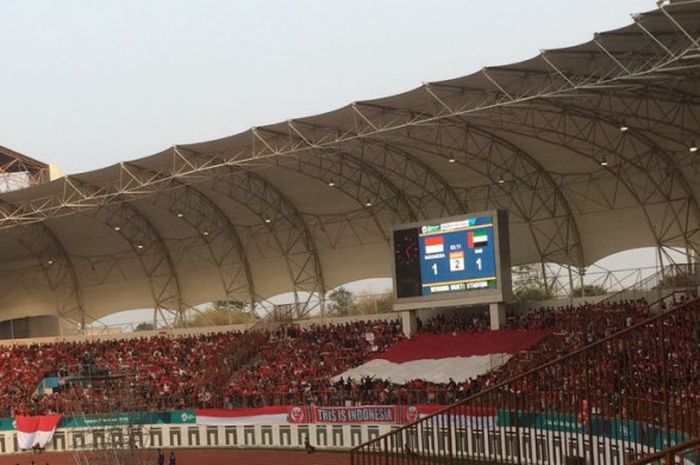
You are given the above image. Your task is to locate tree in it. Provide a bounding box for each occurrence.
[134,322,154,332]
[374,293,394,313]
[572,284,607,297]
[355,293,394,315]
[212,299,246,312]
[512,264,553,302]
[181,308,255,327]
[177,299,255,328]
[327,287,355,316]
[514,286,553,302]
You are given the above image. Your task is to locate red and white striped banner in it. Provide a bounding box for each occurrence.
[196,405,496,426]
[196,407,288,426]
[15,415,62,450]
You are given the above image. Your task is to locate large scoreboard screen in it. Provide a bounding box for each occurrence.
[392,210,511,308]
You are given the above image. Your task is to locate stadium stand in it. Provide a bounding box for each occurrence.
[4,330,266,415]
[352,296,700,464]
[2,296,677,418]
[330,298,655,406]
[227,320,405,408]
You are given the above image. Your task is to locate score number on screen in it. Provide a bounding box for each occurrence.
[418,216,496,296]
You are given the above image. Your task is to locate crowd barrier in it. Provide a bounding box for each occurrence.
[0,422,393,454]
[0,420,684,465]
[1,406,692,465]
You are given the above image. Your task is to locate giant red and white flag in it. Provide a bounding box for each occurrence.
[196,407,288,426]
[16,415,62,450]
[333,330,549,384]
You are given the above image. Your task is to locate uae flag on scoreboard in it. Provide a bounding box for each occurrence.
[468,230,488,248]
[424,236,444,254]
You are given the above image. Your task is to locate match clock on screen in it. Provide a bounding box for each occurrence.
[394,231,419,266]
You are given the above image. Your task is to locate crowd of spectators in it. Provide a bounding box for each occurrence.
[310,298,658,408]
[502,296,700,434]
[226,320,404,408]
[418,313,490,334]
[321,294,699,435]
[2,330,266,416]
[0,294,695,422]
[222,298,659,408]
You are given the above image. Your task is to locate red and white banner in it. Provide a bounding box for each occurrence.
[196,407,288,426]
[312,405,401,424]
[288,405,496,426]
[15,415,62,450]
[196,405,496,426]
[406,405,496,428]
[333,330,549,384]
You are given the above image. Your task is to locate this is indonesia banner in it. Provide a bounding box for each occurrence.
[286,405,496,426]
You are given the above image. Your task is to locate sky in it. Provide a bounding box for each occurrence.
[0,0,663,328]
[0,0,657,175]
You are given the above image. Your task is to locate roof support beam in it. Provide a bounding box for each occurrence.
[277,120,464,219]
[539,102,700,251]
[7,221,87,331]
[67,176,185,326]
[466,109,700,257]
[126,157,257,311]
[179,147,326,318]
[383,125,585,267]
[658,3,700,50]
[216,168,326,317]
[348,140,466,217]
[349,100,585,266]
[253,125,417,245]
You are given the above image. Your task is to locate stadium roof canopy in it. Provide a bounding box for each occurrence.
[1,1,700,327]
[0,145,51,190]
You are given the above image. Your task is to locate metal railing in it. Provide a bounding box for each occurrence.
[628,438,700,465]
[601,263,699,306]
[351,298,700,465]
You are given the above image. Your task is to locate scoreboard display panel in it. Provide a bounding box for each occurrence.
[392,210,511,308]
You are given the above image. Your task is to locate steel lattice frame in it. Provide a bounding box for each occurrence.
[0,2,699,324]
[182,145,327,317]
[470,103,700,248]
[124,160,257,311]
[67,176,185,326]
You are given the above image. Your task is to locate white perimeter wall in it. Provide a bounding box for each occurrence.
[0,423,656,465]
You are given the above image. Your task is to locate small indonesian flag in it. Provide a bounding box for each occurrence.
[424,236,444,254]
[468,230,488,248]
[16,415,62,450]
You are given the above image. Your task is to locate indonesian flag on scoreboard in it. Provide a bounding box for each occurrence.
[196,407,288,426]
[16,415,62,450]
[424,236,444,254]
[333,330,549,384]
